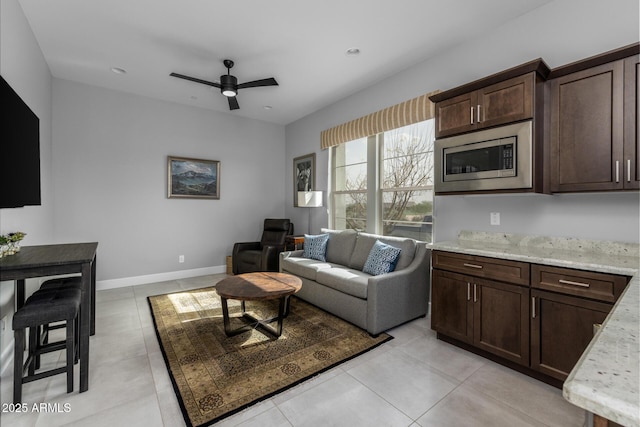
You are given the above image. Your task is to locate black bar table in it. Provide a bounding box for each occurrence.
[0,242,98,393]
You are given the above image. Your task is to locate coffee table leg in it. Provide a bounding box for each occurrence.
[275,297,286,336]
[221,297,232,336]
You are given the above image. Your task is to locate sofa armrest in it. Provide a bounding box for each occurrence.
[366,244,432,335]
[279,250,305,271]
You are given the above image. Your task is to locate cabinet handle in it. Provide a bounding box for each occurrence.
[628,159,632,183]
[467,282,471,301]
[559,279,590,288]
[470,106,475,125]
[532,296,536,318]
[463,263,483,269]
[616,160,620,183]
[473,284,477,303]
[477,104,481,122]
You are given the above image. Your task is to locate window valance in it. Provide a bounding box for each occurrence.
[320,90,439,149]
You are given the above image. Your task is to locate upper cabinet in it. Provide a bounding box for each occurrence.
[435,74,535,138]
[548,44,640,192]
[431,59,550,139]
[430,44,639,195]
[624,54,640,189]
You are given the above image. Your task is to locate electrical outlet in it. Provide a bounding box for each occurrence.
[490,212,501,226]
[179,255,185,263]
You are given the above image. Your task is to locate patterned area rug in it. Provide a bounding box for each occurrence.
[148,287,392,427]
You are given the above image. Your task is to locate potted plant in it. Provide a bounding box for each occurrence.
[0,231,26,256]
[0,235,8,258]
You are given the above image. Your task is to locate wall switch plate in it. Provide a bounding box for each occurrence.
[179,255,185,263]
[490,212,501,225]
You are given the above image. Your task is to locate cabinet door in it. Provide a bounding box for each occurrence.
[549,60,625,192]
[473,278,530,366]
[477,73,534,129]
[624,55,640,189]
[531,289,611,381]
[435,91,477,138]
[431,269,473,344]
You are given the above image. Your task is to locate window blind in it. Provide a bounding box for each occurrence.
[320,90,439,149]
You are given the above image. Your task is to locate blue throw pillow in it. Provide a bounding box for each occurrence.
[303,233,329,261]
[363,240,402,276]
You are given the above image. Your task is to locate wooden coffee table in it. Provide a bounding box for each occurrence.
[215,272,302,338]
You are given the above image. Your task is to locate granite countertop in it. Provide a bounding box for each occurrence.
[430,231,640,426]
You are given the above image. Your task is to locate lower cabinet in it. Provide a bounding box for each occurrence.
[431,269,530,366]
[530,289,611,380]
[432,250,630,385]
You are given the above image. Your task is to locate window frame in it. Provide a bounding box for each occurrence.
[330,120,434,241]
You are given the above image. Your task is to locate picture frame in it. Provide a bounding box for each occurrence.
[168,156,220,199]
[293,153,315,206]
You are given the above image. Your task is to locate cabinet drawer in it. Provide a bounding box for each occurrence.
[433,251,530,286]
[531,264,629,303]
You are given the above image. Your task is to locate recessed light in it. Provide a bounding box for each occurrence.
[345,48,361,57]
[263,105,273,110]
[111,67,127,74]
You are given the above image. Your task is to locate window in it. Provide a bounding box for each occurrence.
[330,119,434,242]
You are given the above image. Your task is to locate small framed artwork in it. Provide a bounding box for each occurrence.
[168,156,220,199]
[293,153,315,206]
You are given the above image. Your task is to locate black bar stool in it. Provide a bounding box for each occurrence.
[12,287,81,404]
[37,277,82,350]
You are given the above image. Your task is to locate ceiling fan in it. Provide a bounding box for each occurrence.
[170,59,278,110]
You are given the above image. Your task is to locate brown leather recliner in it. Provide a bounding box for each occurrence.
[232,218,294,274]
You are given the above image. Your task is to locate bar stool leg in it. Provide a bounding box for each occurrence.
[28,327,37,375]
[66,317,75,393]
[13,328,25,404]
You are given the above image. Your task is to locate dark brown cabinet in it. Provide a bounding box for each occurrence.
[530,289,610,380]
[432,251,631,385]
[530,264,628,381]
[624,55,640,189]
[431,252,530,366]
[548,45,639,192]
[431,59,550,139]
[435,73,536,138]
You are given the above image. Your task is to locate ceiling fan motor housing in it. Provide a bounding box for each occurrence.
[220,74,237,96]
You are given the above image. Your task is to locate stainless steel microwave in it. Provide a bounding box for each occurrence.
[434,120,533,192]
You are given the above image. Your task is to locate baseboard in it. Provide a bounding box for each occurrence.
[97,265,226,291]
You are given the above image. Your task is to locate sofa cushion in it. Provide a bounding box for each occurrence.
[322,228,357,265]
[280,256,332,281]
[315,267,370,299]
[362,240,402,276]
[349,233,417,271]
[303,233,329,261]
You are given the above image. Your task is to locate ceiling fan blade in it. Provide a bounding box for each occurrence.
[237,77,278,89]
[228,96,240,110]
[170,72,222,89]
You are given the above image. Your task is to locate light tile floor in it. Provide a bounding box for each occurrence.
[1,274,587,426]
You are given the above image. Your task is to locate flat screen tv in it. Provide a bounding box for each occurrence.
[0,75,41,208]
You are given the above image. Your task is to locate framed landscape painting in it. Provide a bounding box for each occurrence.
[168,156,220,199]
[293,153,315,206]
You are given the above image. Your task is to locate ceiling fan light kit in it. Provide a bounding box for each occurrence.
[170,59,278,110]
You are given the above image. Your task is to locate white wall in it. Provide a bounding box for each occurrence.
[285,0,640,244]
[52,79,286,285]
[0,0,55,373]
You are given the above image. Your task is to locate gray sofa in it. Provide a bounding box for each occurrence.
[279,229,431,335]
